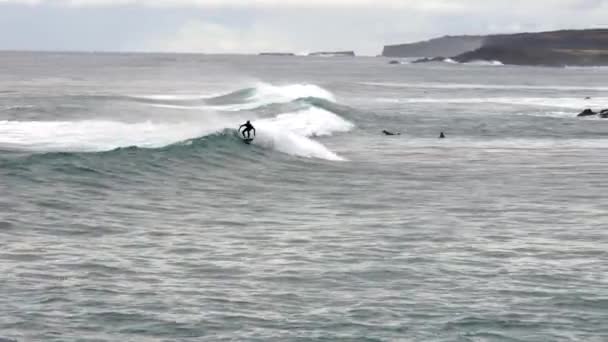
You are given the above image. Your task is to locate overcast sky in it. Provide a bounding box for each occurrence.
[0,0,607,55]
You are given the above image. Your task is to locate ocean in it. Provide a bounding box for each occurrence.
[1,52,607,341]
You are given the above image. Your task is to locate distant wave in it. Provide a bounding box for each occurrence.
[129,93,222,101]
[127,83,336,113]
[463,60,504,66]
[389,137,608,149]
[564,65,608,70]
[361,82,608,91]
[513,111,600,119]
[208,83,336,111]
[375,96,608,110]
[0,83,354,161]
[1,105,36,112]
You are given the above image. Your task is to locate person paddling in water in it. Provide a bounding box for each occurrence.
[239,120,256,139]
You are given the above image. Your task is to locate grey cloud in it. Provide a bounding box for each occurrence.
[0,1,606,55]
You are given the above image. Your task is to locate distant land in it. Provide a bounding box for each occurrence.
[383,36,484,58]
[259,52,295,56]
[308,51,355,57]
[258,51,355,57]
[383,29,608,67]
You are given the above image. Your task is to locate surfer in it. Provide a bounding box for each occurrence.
[382,130,400,136]
[239,120,256,139]
[439,132,445,138]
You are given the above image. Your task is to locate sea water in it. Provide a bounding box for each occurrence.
[1,52,607,341]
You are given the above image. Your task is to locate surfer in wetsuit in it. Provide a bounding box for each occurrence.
[239,120,256,139]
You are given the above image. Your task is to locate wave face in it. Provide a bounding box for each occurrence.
[0,83,353,161]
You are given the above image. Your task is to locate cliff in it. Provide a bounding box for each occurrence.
[382,35,484,57]
[483,29,608,50]
[453,46,608,67]
[454,29,608,66]
[383,29,608,66]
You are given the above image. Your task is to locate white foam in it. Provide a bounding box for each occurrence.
[0,82,351,160]
[255,83,335,101]
[0,107,354,161]
[253,127,344,161]
[464,60,504,66]
[215,83,336,111]
[263,107,353,137]
[251,107,354,161]
[0,119,226,152]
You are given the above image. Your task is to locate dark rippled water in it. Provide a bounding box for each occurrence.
[1,52,607,341]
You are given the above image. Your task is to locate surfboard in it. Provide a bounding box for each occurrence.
[242,137,254,144]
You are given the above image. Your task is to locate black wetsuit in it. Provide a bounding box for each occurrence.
[239,121,256,139]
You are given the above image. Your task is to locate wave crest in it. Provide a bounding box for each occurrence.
[0,83,354,161]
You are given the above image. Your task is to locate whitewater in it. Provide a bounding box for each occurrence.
[1,52,607,342]
[0,83,353,160]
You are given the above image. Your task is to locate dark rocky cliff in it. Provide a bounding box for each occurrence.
[453,45,608,66]
[382,35,485,57]
[483,29,608,50]
[384,29,608,66]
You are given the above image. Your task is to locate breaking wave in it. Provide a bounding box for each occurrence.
[0,83,354,161]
